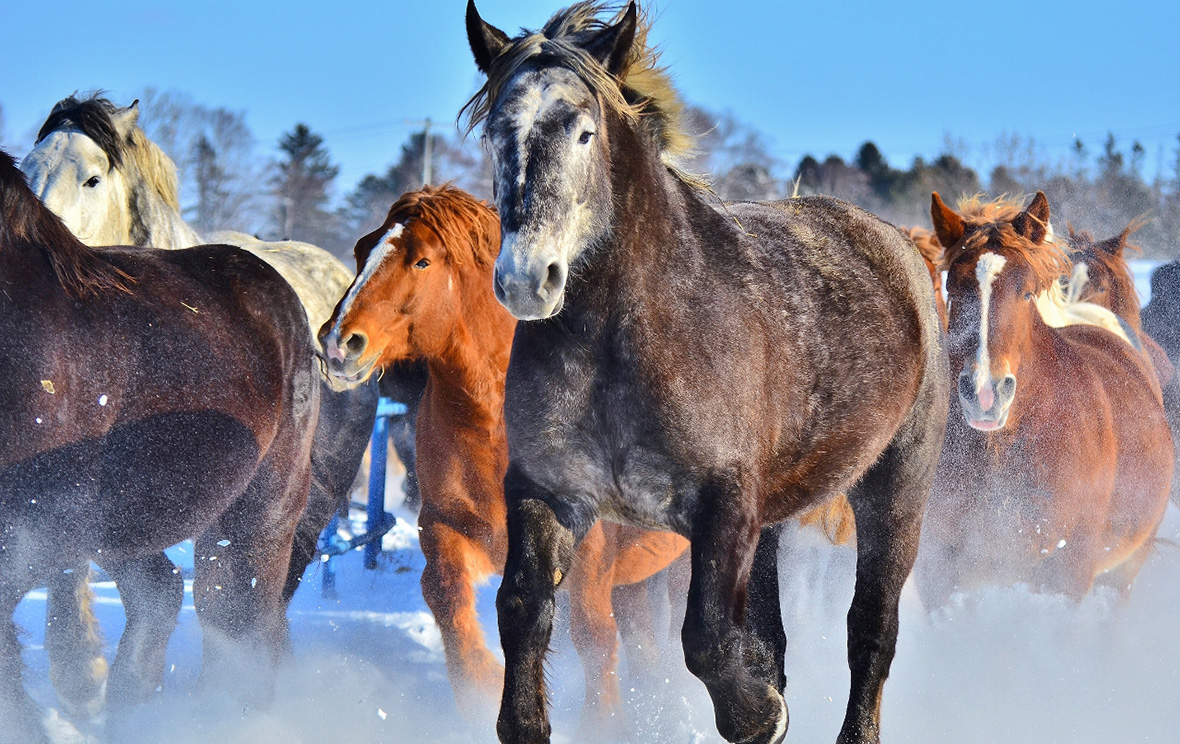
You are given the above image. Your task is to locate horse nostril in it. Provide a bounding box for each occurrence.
[343,332,367,357]
[998,375,1016,399]
[958,373,974,399]
[493,267,508,301]
[541,261,566,298]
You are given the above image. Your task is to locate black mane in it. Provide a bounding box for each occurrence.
[36,95,126,170]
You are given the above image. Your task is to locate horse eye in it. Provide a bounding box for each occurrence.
[84,176,100,188]
[578,130,594,145]
[1023,292,1034,301]
[414,259,430,270]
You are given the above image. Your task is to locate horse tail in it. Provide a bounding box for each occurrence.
[796,494,856,547]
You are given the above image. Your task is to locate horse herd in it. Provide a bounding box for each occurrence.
[2,3,1178,744]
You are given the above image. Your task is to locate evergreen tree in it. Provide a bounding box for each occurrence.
[272,123,340,247]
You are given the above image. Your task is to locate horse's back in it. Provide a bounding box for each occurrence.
[205,231,353,333]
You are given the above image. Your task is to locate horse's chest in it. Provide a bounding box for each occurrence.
[506,359,691,532]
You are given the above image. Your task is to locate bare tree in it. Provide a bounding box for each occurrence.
[137,88,266,235]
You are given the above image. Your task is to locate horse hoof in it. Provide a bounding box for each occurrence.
[735,686,788,744]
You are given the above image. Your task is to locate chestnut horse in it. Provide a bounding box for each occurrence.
[0,150,318,743]
[1068,223,1180,504]
[918,192,1172,606]
[905,226,948,331]
[465,4,948,743]
[318,185,689,735]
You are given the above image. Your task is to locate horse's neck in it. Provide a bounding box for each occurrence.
[425,281,514,430]
[569,127,720,331]
[128,185,202,249]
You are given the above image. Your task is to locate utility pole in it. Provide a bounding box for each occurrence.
[405,118,433,186]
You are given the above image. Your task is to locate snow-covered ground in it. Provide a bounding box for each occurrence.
[13,259,1180,743]
[17,471,1180,744]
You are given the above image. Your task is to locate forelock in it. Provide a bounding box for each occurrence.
[37,95,126,171]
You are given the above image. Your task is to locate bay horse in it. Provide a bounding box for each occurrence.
[0,149,318,743]
[318,184,689,736]
[918,191,1172,607]
[464,4,948,743]
[20,94,380,716]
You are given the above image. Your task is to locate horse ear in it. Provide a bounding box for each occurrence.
[930,192,964,249]
[585,2,638,77]
[466,0,510,74]
[1013,191,1050,244]
[111,100,141,140]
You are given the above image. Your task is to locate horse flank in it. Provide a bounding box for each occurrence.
[0,150,132,297]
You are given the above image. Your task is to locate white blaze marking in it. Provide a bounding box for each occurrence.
[329,223,404,339]
[974,252,1008,395]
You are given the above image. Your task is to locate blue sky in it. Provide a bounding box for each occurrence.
[3,0,1179,194]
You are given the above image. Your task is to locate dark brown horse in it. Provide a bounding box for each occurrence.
[0,149,319,743]
[465,4,949,743]
[918,192,1172,605]
[319,185,689,735]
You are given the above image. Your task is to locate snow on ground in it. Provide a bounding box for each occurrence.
[12,260,1180,742]
[17,474,1180,744]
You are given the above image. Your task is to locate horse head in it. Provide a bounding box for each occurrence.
[935,191,1068,432]
[21,94,197,249]
[319,186,500,386]
[21,97,140,246]
[1067,221,1144,328]
[465,2,697,322]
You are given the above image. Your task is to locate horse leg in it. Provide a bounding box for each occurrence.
[496,465,585,744]
[101,553,183,711]
[567,524,628,742]
[613,579,660,678]
[681,470,786,744]
[838,426,939,744]
[284,380,377,603]
[418,520,502,718]
[192,454,309,706]
[744,524,787,695]
[0,570,47,744]
[44,564,107,720]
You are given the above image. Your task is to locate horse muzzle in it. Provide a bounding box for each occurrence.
[493,250,567,321]
[958,371,1016,431]
[319,331,377,389]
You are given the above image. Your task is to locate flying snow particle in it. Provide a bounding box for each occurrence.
[35,417,42,424]
[98,394,108,406]
[378,708,387,720]
[1057,539,1067,549]
[217,539,231,547]
[251,577,257,588]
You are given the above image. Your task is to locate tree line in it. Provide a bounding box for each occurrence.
[4,91,1179,259]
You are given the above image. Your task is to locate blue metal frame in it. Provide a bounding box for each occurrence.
[317,396,407,598]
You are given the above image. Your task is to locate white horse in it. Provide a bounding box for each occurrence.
[20,95,350,336]
[20,94,377,726]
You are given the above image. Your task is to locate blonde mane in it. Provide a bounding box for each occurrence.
[125,128,183,211]
[462,2,698,181]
